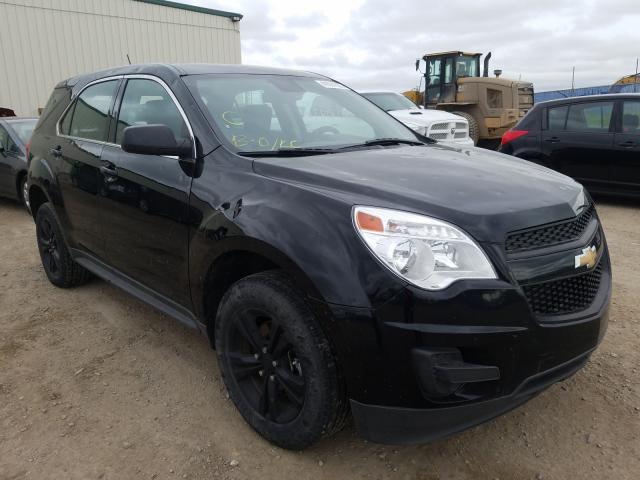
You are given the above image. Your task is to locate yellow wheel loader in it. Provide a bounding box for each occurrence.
[404,51,534,146]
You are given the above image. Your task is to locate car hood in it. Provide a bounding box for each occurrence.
[252,144,585,243]
[387,109,464,126]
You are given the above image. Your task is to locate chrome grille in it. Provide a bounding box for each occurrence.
[426,120,469,143]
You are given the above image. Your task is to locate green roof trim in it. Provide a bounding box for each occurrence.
[133,0,243,20]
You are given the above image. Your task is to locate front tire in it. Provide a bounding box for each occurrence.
[215,271,347,450]
[453,111,479,145]
[35,203,91,288]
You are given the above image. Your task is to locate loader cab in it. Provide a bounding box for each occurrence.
[424,52,481,105]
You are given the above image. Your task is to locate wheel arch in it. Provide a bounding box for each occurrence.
[28,184,50,220]
[199,239,329,344]
[15,170,27,200]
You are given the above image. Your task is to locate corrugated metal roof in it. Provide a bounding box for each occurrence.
[133,0,242,19]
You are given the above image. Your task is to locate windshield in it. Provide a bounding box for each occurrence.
[7,119,37,145]
[456,55,479,78]
[362,92,419,112]
[183,74,419,153]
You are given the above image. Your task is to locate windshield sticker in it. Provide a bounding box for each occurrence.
[315,80,349,90]
[231,135,298,150]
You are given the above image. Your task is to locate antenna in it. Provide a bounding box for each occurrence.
[571,66,575,95]
[126,54,132,65]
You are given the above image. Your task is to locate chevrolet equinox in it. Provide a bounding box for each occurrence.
[27,64,611,449]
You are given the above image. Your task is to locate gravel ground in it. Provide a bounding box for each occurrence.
[0,197,638,480]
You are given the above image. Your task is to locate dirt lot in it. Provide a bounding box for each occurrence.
[0,197,638,480]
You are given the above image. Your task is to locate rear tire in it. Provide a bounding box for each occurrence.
[215,271,348,450]
[453,111,479,145]
[35,203,91,288]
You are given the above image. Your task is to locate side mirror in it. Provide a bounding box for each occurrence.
[121,124,192,158]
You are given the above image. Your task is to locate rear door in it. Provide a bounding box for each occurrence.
[542,100,615,189]
[98,76,194,308]
[612,99,640,191]
[53,79,121,258]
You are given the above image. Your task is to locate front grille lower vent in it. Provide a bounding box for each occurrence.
[522,262,603,316]
[505,206,594,252]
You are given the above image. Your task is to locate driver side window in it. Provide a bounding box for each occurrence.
[116,79,188,145]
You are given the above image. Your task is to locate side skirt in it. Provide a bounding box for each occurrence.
[70,248,202,332]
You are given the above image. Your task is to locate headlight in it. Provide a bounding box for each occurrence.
[404,122,428,136]
[353,206,496,290]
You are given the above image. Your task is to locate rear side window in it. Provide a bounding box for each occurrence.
[547,105,568,130]
[68,80,119,142]
[622,101,640,132]
[566,102,614,132]
[115,79,188,145]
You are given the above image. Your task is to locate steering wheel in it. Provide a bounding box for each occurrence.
[311,126,340,138]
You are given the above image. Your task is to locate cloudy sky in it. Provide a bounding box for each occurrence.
[187,0,639,93]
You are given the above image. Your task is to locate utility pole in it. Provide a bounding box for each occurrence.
[571,66,575,96]
[635,58,639,93]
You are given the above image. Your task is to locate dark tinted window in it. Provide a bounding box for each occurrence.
[622,101,640,132]
[69,80,118,141]
[547,105,568,130]
[116,79,188,145]
[566,102,613,132]
[0,126,13,152]
[59,103,74,135]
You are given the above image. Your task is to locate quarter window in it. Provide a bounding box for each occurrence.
[116,79,188,145]
[622,101,640,132]
[68,80,118,141]
[566,102,614,132]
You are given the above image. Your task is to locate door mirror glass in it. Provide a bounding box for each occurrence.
[121,124,192,157]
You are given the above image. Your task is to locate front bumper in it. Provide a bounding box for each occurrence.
[320,246,610,444]
[351,349,591,444]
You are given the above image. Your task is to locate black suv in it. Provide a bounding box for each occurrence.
[28,64,610,449]
[499,93,640,196]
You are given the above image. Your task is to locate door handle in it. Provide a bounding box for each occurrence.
[50,146,62,157]
[618,140,636,148]
[544,137,560,143]
[100,164,118,181]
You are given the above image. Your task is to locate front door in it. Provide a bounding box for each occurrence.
[612,99,640,192]
[542,100,616,191]
[54,79,121,258]
[98,77,194,308]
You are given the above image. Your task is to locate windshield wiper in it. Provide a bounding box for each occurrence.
[338,138,426,149]
[238,148,336,157]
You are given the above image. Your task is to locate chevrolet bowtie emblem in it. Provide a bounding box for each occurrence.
[575,245,597,269]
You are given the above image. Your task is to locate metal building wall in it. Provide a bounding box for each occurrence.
[0,0,242,116]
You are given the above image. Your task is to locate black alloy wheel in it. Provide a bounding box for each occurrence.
[35,203,91,288]
[226,309,305,423]
[37,216,61,278]
[215,271,348,450]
